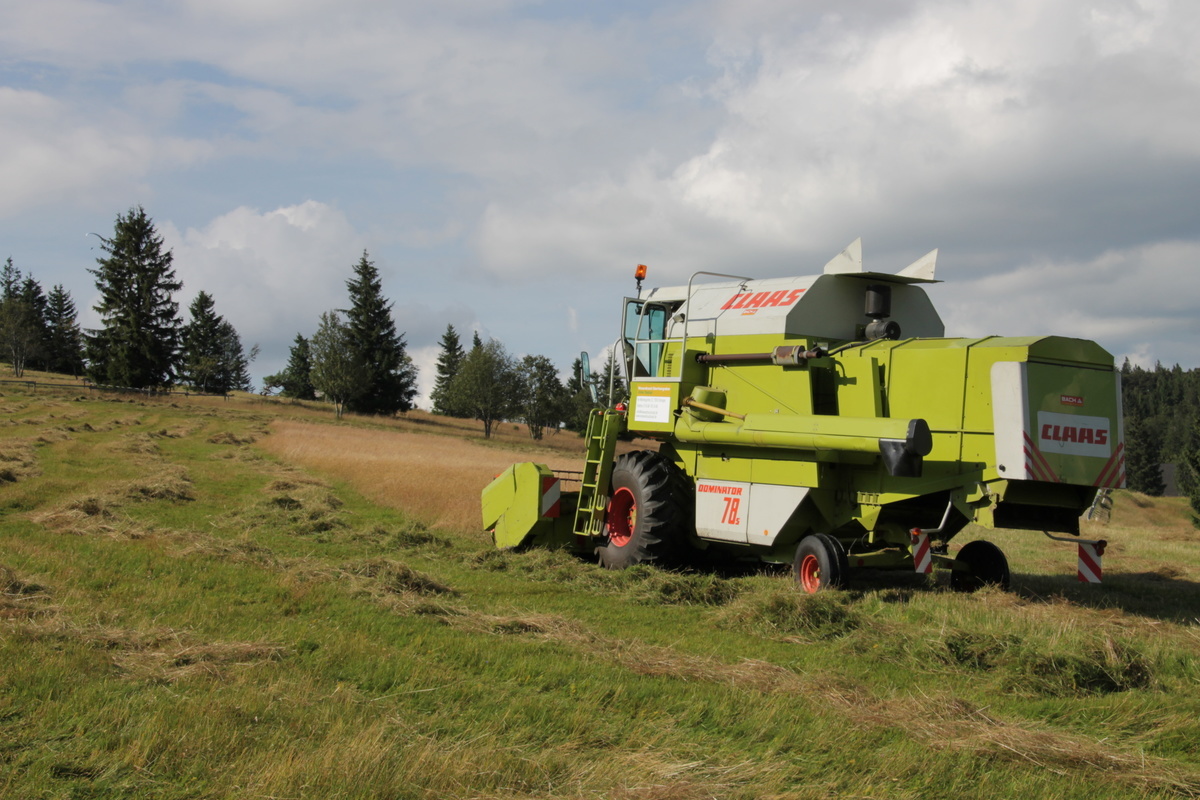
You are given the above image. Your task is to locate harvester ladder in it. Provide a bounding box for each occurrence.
[572,409,623,542]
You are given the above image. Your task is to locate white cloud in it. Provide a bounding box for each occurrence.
[472,0,1200,291]
[3,0,1199,377]
[939,239,1200,368]
[0,88,212,216]
[163,202,363,373]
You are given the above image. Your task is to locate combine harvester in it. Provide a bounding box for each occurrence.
[482,240,1125,591]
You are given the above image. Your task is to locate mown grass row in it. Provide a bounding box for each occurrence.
[2,387,1199,799]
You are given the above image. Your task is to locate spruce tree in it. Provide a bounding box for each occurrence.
[265,334,316,399]
[44,285,86,376]
[563,356,601,434]
[215,320,252,393]
[0,258,18,300]
[1125,417,1166,496]
[598,350,626,406]
[0,259,43,377]
[180,291,223,392]
[178,291,251,394]
[342,251,417,415]
[86,206,182,389]
[430,324,466,416]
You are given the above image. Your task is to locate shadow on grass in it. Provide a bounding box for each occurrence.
[1011,572,1200,624]
[821,565,1200,625]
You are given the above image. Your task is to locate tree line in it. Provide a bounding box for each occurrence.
[1119,360,1200,525]
[2,207,254,393]
[0,203,599,436]
[262,257,612,437]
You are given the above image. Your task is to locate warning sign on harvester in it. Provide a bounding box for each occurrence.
[633,384,673,425]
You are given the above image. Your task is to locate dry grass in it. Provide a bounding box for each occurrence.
[0,439,39,483]
[257,420,588,533]
[0,564,55,620]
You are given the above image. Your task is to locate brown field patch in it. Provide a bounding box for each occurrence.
[257,420,588,533]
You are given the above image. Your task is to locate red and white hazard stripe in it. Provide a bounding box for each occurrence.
[1077,541,1106,583]
[910,529,932,574]
[540,476,561,518]
[1093,443,1126,489]
[1022,432,1060,483]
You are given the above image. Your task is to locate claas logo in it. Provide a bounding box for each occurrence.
[720,289,805,311]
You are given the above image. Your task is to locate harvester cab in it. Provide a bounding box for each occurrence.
[482,240,1125,592]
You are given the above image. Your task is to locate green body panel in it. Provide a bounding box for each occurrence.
[481,462,576,550]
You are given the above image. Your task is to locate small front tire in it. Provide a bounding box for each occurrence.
[792,534,849,593]
[950,540,1010,592]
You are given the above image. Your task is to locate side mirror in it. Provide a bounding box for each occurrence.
[579,352,597,403]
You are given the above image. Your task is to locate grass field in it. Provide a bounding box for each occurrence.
[2,382,1199,799]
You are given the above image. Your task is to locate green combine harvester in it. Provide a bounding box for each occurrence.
[481,240,1125,591]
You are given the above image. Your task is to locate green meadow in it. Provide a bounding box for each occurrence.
[2,382,1199,799]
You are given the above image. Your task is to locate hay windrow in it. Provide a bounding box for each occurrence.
[0,440,39,483]
[344,558,456,597]
[208,431,257,445]
[1,564,55,620]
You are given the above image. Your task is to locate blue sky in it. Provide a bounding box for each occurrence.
[2,0,1198,402]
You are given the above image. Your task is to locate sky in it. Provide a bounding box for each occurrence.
[2,0,1198,405]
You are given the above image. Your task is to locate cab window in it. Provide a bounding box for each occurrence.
[623,300,671,378]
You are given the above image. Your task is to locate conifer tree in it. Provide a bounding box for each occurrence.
[18,276,50,369]
[0,258,18,299]
[265,334,317,399]
[215,320,253,393]
[86,206,182,389]
[180,291,223,392]
[342,251,417,415]
[1125,417,1166,496]
[598,350,626,407]
[430,324,466,416]
[44,285,85,376]
[563,356,601,434]
[179,291,251,394]
[0,260,43,377]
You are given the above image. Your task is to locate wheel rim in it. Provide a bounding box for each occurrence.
[605,487,637,548]
[799,553,822,593]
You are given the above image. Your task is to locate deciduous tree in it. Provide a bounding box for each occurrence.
[517,354,567,440]
[448,337,516,438]
[310,311,365,419]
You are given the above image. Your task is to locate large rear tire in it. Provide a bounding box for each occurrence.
[792,534,849,593]
[950,540,1010,592]
[596,451,688,570]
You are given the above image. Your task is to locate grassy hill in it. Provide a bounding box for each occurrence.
[2,381,1199,799]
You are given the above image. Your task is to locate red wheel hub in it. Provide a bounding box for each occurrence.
[605,488,636,548]
[798,553,821,594]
